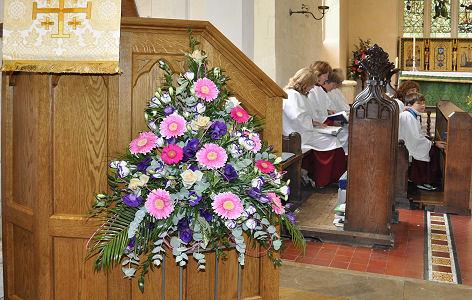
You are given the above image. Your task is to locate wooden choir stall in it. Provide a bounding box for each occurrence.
[412,100,472,215]
[1,18,285,300]
[343,45,398,247]
[293,45,399,247]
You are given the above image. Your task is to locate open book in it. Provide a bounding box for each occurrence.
[325,111,349,124]
[315,125,342,136]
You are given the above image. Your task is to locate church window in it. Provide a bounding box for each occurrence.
[403,0,470,38]
[430,0,452,37]
[458,0,472,37]
[403,0,425,37]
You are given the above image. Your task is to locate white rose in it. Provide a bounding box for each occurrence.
[128,178,142,190]
[180,170,203,188]
[191,115,211,130]
[184,71,195,81]
[128,175,149,190]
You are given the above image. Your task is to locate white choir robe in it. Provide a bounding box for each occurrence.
[307,86,330,123]
[284,89,344,153]
[327,89,350,113]
[399,109,432,162]
[393,98,405,114]
[308,86,349,153]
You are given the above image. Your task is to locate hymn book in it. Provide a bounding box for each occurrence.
[325,111,349,125]
[315,126,343,136]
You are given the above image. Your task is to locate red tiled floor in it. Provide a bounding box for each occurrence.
[282,209,425,280]
[450,214,472,285]
[282,209,472,285]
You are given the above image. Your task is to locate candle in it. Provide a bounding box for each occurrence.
[395,56,399,68]
[412,37,416,70]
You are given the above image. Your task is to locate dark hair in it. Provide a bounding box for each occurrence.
[327,68,344,84]
[404,92,425,106]
[394,80,420,101]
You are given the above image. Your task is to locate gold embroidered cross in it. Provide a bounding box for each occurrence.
[41,17,54,30]
[32,0,92,38]
[68,17,82,30]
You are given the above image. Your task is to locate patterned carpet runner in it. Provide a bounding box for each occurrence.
[425,211,461,284]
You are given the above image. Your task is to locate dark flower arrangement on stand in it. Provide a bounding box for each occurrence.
[348,38,372,88]
[86,35,305,292]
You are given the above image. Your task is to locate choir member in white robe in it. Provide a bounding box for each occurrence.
[282,67,342,153]
[393,80,420,114]
[326,68,350,113]
[398,93,445,190]
[307,66,349,154]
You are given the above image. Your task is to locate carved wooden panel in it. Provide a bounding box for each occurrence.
[53,76,109,215]
[345,45,398,238]
[53,238,107,299]
[12,225,34,299]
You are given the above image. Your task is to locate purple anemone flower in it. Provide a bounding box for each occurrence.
[209,121,227,140]
[199,208,213,222]
[286,212,297,224]
[223,164,238,181]
[189,192,202,206]
[247,187,262,200]
[122,194,143,207]
[183,138,200,161]
[179,228,193,243]
[137,156,152,172]
[163,106,175,116]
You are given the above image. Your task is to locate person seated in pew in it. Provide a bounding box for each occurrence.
[399,93,446,191]
[282,67,347,189]
[326,68,350,113]
[393,80,420,113]
[307,61,332,125]
[307,62,349,155]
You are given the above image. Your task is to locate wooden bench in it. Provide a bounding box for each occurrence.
[282,132,304,210]
[394,140,410,208]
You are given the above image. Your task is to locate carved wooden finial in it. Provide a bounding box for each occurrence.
[359,44,395,81]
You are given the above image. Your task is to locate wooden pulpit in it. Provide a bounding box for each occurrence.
[1,18,285,300]
[344,45,398,247]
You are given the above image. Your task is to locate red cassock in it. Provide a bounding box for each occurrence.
[302,148,347,188]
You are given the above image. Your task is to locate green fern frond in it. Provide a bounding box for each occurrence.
[86,207,138,271]
[283,217,306,255]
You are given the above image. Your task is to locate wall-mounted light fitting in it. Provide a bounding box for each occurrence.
[289,3,329,20]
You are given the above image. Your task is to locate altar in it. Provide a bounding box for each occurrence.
[399,71,472,112]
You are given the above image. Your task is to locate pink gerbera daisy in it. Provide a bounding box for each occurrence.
[161,144,183,165]
[145,189,174,219]
[194,78,219,102]
[212,192,243,219]
[160,114,187,138]
[268,192,285,215]
[196,143,227,169]
[129,131,158,154]
[255,160,275,174]
[230,106,250,123]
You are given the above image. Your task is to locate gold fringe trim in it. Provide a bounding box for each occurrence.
[2,60,121,74]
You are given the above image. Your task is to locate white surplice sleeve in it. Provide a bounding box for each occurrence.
[307,86,330,123]
[327,89,350,112]
[282,89,314,137]
[399,111,432,162]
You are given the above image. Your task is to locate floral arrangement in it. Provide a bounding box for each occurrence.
[348,38,372,81]
[87,35,304,292]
